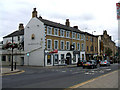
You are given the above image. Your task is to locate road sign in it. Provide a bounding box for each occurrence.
[27,53,29,56]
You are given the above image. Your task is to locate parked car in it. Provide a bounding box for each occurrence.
[77,60,86,67]
[83,60,97,69]
[99,60,110,66]
[89,60,97,68]
[109,60,113,64]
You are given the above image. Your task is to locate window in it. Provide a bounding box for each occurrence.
[18,36,20,41]
[54,54,58,64]
[72,32,76,39]
[54,28,58,36]
[95,47,97,51]
[31,34,35,40]
[90,46,94,51]
[60,29,64,37]
[81,43,84,51]
[81,34,84,40]
[47,39,52,49]
[66,31,70,38]
[77,33,80,40]
[66,41,70,50]
[73,42,76,50]
[61,40,64,50]
[73,55,76,62]
[86,36,88,41]
[47,26,52,35]
[54,40,58,49]
[77,43,80,50]
[87,46,89,51]
[61,54,65,64]
[47,55,51,65]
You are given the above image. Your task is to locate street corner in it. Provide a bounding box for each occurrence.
[1,69,25,76]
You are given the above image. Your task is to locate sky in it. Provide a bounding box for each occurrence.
[0,0,119,46]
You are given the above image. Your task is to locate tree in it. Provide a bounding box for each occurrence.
[105,48,112,57]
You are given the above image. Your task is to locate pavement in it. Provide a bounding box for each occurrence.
[70,70,119,89]
[0,67,24,76]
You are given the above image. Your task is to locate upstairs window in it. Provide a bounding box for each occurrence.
[47,39,52,49]
[54,40,59,49]
[31,34,35,40]
[77,43,80,50]
[54,28,58,36]
[47,26,52,35]
[60,29,65,37]
[81,34,84,40]
[73,42,76,50]
[66,31,70,38]
[72,32,76,39]
[77,33,80,40]
[66,41,70,50]
[61,40,64,50]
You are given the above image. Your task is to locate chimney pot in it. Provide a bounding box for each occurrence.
[73,26,78,29]
[19,23,24,30]
[32,8,37,18]
[65,19,70,27]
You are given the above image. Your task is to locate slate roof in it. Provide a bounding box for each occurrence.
[3,29,24,38]
[38,17,85,34]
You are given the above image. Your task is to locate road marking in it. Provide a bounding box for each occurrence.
[62,71,66,72]
[0,70,25,76]
[66,70,118,89]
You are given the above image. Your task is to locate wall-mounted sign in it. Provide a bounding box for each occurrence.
[116,3,120,20]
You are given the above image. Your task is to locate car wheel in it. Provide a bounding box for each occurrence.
[83,67,85,69]
[91,66,94,69]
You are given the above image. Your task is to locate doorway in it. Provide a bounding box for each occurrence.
[66,53,71,65]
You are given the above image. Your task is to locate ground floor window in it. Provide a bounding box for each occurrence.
[73,54,76,62]
[47,55,51,65]
[2,56,6,61]
[82,54,84,60]
[54,54,58,64]
[61,54,65,64]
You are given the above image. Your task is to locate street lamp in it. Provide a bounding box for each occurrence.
[92,31,96,60]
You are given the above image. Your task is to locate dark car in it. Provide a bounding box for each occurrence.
[83,60,97,69]
[109,60,113,64]
[77,60,86,67]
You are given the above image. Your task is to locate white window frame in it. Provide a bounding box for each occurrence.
[72,32,76,39]
[54,40,59,49]
[73,42,76,50]
[66,41,70,50]
[61,40,64,50]
[47,26,52,35]
[66,31,70,38]
[54,28,59,36]
[60,29,65,37]
[81,34,84,40]
[81,43,84,51]
[77,42,80,50]
[47,39,52,49]
[77,33,80,40]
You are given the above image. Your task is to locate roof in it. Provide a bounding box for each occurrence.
[3,29,24,38]
[85,32,98,37]
[38,17,85,34]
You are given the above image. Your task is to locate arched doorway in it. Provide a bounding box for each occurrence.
[66,53,71,65]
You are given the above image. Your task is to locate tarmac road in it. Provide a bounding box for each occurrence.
[2,63,118,89]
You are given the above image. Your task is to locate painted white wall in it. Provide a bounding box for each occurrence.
[24,17,45,66]
[80,51,86,60]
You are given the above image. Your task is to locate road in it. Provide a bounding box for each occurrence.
[2,63,118,89]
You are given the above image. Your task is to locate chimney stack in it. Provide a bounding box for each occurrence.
[19,23,24,30]
[32,8,37,18]
[73,26,78,29]
[65,19,70,27]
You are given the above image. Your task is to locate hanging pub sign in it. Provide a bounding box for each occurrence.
[116,3,120,20]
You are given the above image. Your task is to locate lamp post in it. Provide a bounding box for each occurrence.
[11,36,13,71]
[92,31,96,60]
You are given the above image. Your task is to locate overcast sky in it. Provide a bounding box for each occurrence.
[0,0,119,46]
